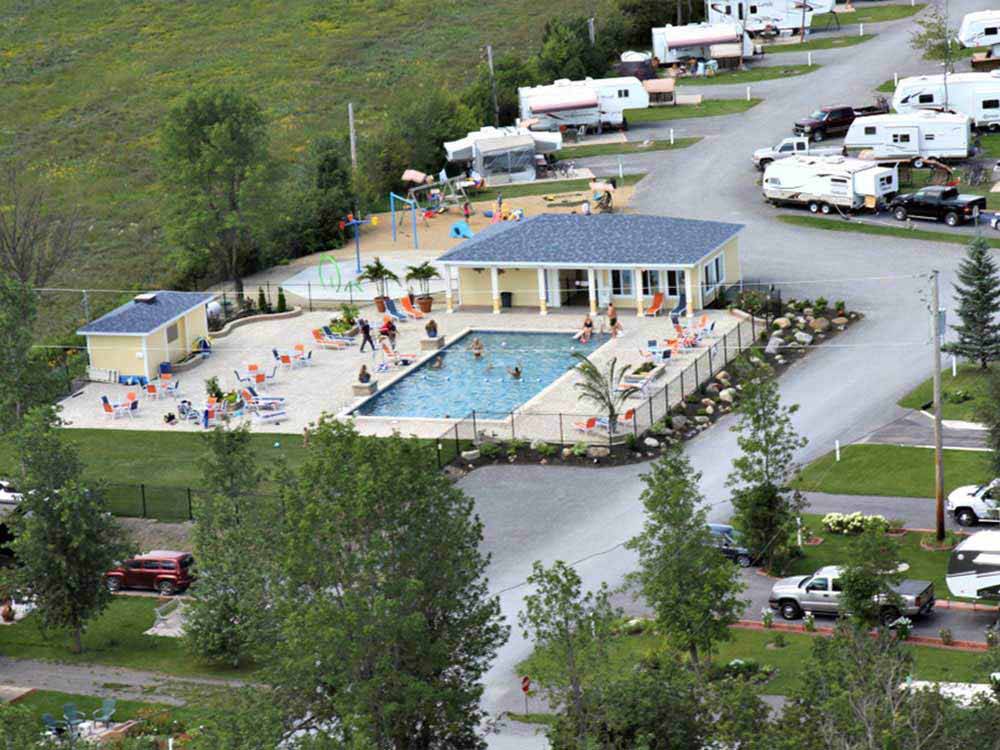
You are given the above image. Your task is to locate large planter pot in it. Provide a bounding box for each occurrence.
[417,296,433,314]
[375,297,387,313]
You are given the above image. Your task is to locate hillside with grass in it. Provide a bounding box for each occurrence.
[0,0,596,291]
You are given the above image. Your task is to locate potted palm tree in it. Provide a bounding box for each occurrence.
[405,262,442,313]
[359,257,400,313]
[572,353,638,436]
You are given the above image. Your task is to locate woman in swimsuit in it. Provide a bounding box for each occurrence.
[580,314,594,343]
[470,337,485,358]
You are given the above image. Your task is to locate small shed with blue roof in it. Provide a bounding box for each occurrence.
[435,213,743,317]
[77,291,216,384]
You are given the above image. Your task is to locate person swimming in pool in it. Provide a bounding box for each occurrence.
[429,355,444,369]
[579,314,594,343]
[607,302,623,338]
[507,364,522,379]
[470,338,485,358]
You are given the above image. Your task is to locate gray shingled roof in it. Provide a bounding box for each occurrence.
[77,291,215,336]
[438,214,743,267]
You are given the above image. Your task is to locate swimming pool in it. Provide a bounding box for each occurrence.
[352,330,609,419]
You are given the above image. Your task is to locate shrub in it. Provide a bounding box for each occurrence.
[821,512,888,535]
[507,438,528,458]
[572,441,589,458]
[988,627,999,648]
[535,442,556,458]
[634,361,655,375]
[625,433,639,451]
[944,389,972,404]
[771,632,787,648]
[803,611,816,632]
[834,299,846,314]
[892,616,913,640]
[276,287,288,313]
[257,286,270,314]
[761,608,774,629]
[685,393,701,404]
[204,376,224,400]
[731,289,768,317]
[340,303,359,326]
[939,627,954,645]
[479,442,500,459]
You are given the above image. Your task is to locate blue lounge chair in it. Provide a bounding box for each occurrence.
[382,298,407,322]
[321,326,355,342]
[92,698,117,727]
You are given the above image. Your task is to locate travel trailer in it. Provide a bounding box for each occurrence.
[958,10,1000,53]
[844,110,974,163]
[443,127,562,163]
[762,155,899,213]
[704,0,835,35]
[517,77,649,131]
[651,23,754,64]
[892,71,1000,129]
[946,530,1000,600]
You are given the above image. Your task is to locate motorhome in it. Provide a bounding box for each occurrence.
[946,530,1000,600]
[892,71,1000,129]
[959,10,1000,53]
[517,77,649,131]
[844,110,974,163]
[651,23,754,64]
[762,155,899,213]
[704,0,835,35]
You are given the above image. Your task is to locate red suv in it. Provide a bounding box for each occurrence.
[105,551,195,596]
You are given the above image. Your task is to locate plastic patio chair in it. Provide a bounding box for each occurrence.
[63,703,85,729]
[41,713,63,735]
[92,698,117,727]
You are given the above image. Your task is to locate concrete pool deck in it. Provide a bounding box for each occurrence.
[58,306,750,441]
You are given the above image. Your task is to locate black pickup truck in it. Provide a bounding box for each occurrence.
[793,98,890,142]
[890,186,988,227]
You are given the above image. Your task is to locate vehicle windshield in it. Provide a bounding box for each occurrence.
[798,575,813,588]
[808,110,827,120]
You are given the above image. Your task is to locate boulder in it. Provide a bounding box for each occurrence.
[695,415,710,424]
[803,307,814,317]
[809,317,830,332]
[765,335,784,355]
[562,447,574,460]
[773,317,791,329]
[701,398,715,408]
[832,316,849,327]
[587,446,611,459]
[715,370,730,382]
[705,404,715,415]
[704,382,721,396]
[671,415,689,430]
[460,449,481,462]
[644,437,660,449]
[719,387,737,404]
[794,331,813,345]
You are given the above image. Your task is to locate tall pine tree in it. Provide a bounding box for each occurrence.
[944,236,1000,369]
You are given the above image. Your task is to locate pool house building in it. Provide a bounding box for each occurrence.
[436,213,743,317]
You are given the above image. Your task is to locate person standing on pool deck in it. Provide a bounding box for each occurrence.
[358,317,376,353]
[607,303,623,338]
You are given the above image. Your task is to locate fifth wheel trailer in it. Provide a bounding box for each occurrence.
[651,23,754,63]
[762,155,898,213]
[947,530,1000,600]
[518,77,649,131]
[892,71,1000,129]
[704,0,835,35]
[844,110,974,163]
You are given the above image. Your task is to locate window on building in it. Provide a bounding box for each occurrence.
[665,270,681,296]
[611,270,633,296]
[925,133,935,140]
[864,126,876,135]
[618,89,630,98]
[704,256,725,293]
[984,99,1000,109]
[891,133,911,143]
[987,26,998,35]
[641,270,660,295]
[917,93,934,104]
[749,4,758,12]
[724,4,732,13]
[166,323,179,343]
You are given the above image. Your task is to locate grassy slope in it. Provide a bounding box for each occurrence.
[675,64,817,85]
[553,138,700,160]
[0,0,593,289]
[625,98,762,122]
[794,444,992,498]
[776,215,1000,249]
[899,364,994,422]
[813,4,925,25]
[765,34,875,53]
[0,597,255,678]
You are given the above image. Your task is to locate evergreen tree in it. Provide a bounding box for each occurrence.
[944,236,1000,369]
[982,368,1000,476]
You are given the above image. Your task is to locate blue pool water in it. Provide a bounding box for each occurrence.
[352,330,609,419]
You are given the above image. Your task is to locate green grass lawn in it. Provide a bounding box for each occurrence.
[899,363,995,421]
[791,514,960,598]
[625,99,762,122]
[518,626,987,702]
[553,138,700,160]
[794,444,992,499]
[0,596,255,679]
[877,79,896,93]
[13,689,208,728]
[675,64,818,85]
[978,134,1000,159]
[475,173,646,202]
[776,215,1000,249]
[814,4,925,25]
[765,34,875,53]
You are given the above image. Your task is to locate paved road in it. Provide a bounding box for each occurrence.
[478,5,1000,746]
[861,410,990,449]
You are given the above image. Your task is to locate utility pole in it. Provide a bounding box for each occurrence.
[486,44,500,127]
[799,0,807,44]
[931,269,946,541]
[943,0,951,108]
[348,102,362,274]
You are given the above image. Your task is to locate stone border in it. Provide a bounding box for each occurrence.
[209,306,303,339]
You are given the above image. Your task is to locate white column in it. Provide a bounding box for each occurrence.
[634,268,644,317]
[445,265,454,313]
[685,267,695,318]
[490,267,501,314]
[587,268,597,315]
[537,268,548,315]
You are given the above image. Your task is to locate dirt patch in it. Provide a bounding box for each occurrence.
[120,518,192,551]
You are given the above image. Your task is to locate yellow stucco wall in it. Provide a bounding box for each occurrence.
[457,268,546,308]
[87,335,147,378]
[722,238,740,282]
[185,307,209,345]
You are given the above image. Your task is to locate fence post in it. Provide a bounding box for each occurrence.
[680,369,685,399]
[510,411,516,441]
[472,410,478,444]
[634,410,639,439]
[140,484,147,518]
[436,441,442,469]
[559,413,564,447]
[708,345,713,375]
[266,281,271,307]
[648,396,653,426]
[454,423,460,459]
[751,315,756,342]
[308,282,313,312]
[187,488,194,520]
[694,355,699,387]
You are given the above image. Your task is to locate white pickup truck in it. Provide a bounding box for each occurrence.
[948,481,1000,526]
[752,136,843,170]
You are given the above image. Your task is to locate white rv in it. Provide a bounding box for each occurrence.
[762,155,899,213]
[844,110,974,163]
[517,77,649,131]
[958,10,1000,53]
[443,127,562,163]
[893,71,1000,129]
[704,0,835,35]
[946,530,1000,601]
[651,23,754,63]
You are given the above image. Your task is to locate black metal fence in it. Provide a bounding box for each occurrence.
[105,483,196,521]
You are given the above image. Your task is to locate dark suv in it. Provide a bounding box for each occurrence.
[708,524,753,568]
[105,551,195,596]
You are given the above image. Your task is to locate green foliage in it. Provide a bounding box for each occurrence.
[404,261,441,298]
[624,432,639,451]
[727,368,807,573]
[573,353,636,430]
[478,441,500,459]
[0,702,46,749]
[268,419,508,745]
[182,689,290,750]
[838,528,904,629]
[619,0,704,46]
[0,276,58,433]
[339,303,360,326]
[205,376,224,400]
[506,438,529,457]
[519,560,620,746]
[463,54,543,125]
[626,444,746,672]
[257,287,269,314]
[8,407,133,653]
[159,87,276,292]
[358,257,399,299]
[910,0,958,63]
[985,369,1000,476]
[535,441,556,458]
[572,441,589,457]
[276,286,287,313]
[943,237,1000,369]
[814,296,828,311]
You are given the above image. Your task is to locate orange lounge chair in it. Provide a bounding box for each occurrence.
[400,296,425,319]
[573,416,598,433]
[380,341,416,366]
[312,329,348,350]
[645,292,665,317]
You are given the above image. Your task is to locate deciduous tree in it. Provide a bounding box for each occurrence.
[838,527,905,629]
[0,274,53,433]
[626,443,746,673]
[944,236,1000,369]
[910,0,957,66]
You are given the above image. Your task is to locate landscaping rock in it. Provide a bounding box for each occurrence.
[809,317,831,332]
[765,335,784,355]
[773,317,791,329]
[716,370,730,382]
[704,382,721,396]
[719,388,737,404]
[832,316,849,328]
[644,437,660,448]
[701,398,715,408]
[562,448,574,460]
[671,415,689,430]
[705,404,715,416]
[794,331,814,345]
[803,307,814,317]
[460,449,480,462]
[695,415,710,424]
[587,446,611,459]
